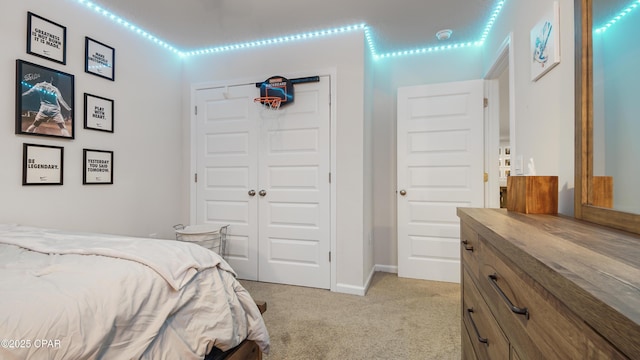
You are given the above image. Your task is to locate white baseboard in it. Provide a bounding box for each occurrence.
[334,265,398,296]
[335,282,367,296]
[375,264,398,273]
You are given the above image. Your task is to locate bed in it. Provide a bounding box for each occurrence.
[0,224,270,360]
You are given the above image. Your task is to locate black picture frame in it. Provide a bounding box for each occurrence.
[84,93,114,132]
[85,37,115,81]
[23,143,64,185]
[16,59,74,139]
[26,12,67,65]
[83,149,114,185]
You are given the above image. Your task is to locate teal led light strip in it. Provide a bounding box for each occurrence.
[480,0,505,43]
[371,0,505,59]
[75,0,506,59]
[594,0,640,34]
[185,24,366,57]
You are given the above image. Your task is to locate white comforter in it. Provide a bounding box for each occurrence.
[0,224,270,360]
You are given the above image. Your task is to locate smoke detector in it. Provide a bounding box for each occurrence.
[436,29,453,41]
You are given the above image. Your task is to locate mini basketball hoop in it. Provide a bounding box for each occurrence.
[254,96,282,110]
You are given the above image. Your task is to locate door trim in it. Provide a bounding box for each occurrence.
[484,33,517,209]
[189,68,338,291]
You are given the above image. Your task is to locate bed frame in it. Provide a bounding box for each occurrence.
[206,301,267,360]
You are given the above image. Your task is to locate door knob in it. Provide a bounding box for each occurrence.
[259,190,267,197]
[248,189,256,196]
[399,189,407,196]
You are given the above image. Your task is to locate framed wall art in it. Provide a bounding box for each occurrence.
[84,93,114,132]
[83,149,113,185]
[26,12,67,65]
[16,59,74,139]
[23,143,64,185]
[85,37,115,81]
[531,1,560,81]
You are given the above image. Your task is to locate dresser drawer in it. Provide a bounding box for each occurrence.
[463,269,509,360]
[462,320,479,360]
[460,222,481,280]
[479,241,585,359]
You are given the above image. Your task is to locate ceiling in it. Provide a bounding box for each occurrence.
[89,0,501,54]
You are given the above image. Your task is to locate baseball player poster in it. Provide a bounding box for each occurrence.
[16,59,74,139]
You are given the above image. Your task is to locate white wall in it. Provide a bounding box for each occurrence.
[482,0,576,215]
[0,0,183,238]
[180,32,370,292]
[371,47,484,270]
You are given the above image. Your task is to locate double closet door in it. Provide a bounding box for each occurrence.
[194,76,331,289]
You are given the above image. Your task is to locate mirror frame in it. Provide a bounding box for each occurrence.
[575,0,640,234]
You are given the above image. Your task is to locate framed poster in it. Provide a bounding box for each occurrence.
[16,59,74,139]
[85,37,115,81]
[531,1,561,81]
[83,149,113,184]
[23,143,63,185]
[84,93,114,132]
[26,12,66,65]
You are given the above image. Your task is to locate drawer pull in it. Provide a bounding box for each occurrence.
[461,239,474,252]
[466,308,489,345]
[488,273,530,319]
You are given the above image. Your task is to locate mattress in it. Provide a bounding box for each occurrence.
[0,224,269,360]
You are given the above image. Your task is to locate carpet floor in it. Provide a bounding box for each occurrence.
[240,271,461,360]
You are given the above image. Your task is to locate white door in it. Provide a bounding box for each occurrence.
[258,77,331,289]
[196,84,259,280]
[397,80,484,283]
[195,76,331,289]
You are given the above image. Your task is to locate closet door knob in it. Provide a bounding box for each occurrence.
[399,189,407,196]
[259,190,267,197]
[248,190,256,196]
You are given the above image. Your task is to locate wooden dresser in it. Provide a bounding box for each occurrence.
[457,208,640,359]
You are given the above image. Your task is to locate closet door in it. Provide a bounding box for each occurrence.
[195,76,331,289]
[258,76,331,289]
[195,85,259,280]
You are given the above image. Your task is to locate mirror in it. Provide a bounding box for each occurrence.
[575,0,640,234]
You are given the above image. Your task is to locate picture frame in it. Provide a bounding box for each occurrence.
[83,149,113,185]
[26,12,66,65]
[85,37,115,81]
[16,59,74,139]
[531,1,560,81]
[84,93,114,132]
[23,143,63,185]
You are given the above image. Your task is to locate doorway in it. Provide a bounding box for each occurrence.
[484,34,515,209]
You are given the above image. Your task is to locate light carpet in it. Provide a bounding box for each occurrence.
[240,271,461,360]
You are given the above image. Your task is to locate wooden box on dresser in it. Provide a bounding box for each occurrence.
[457,208,640,360]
